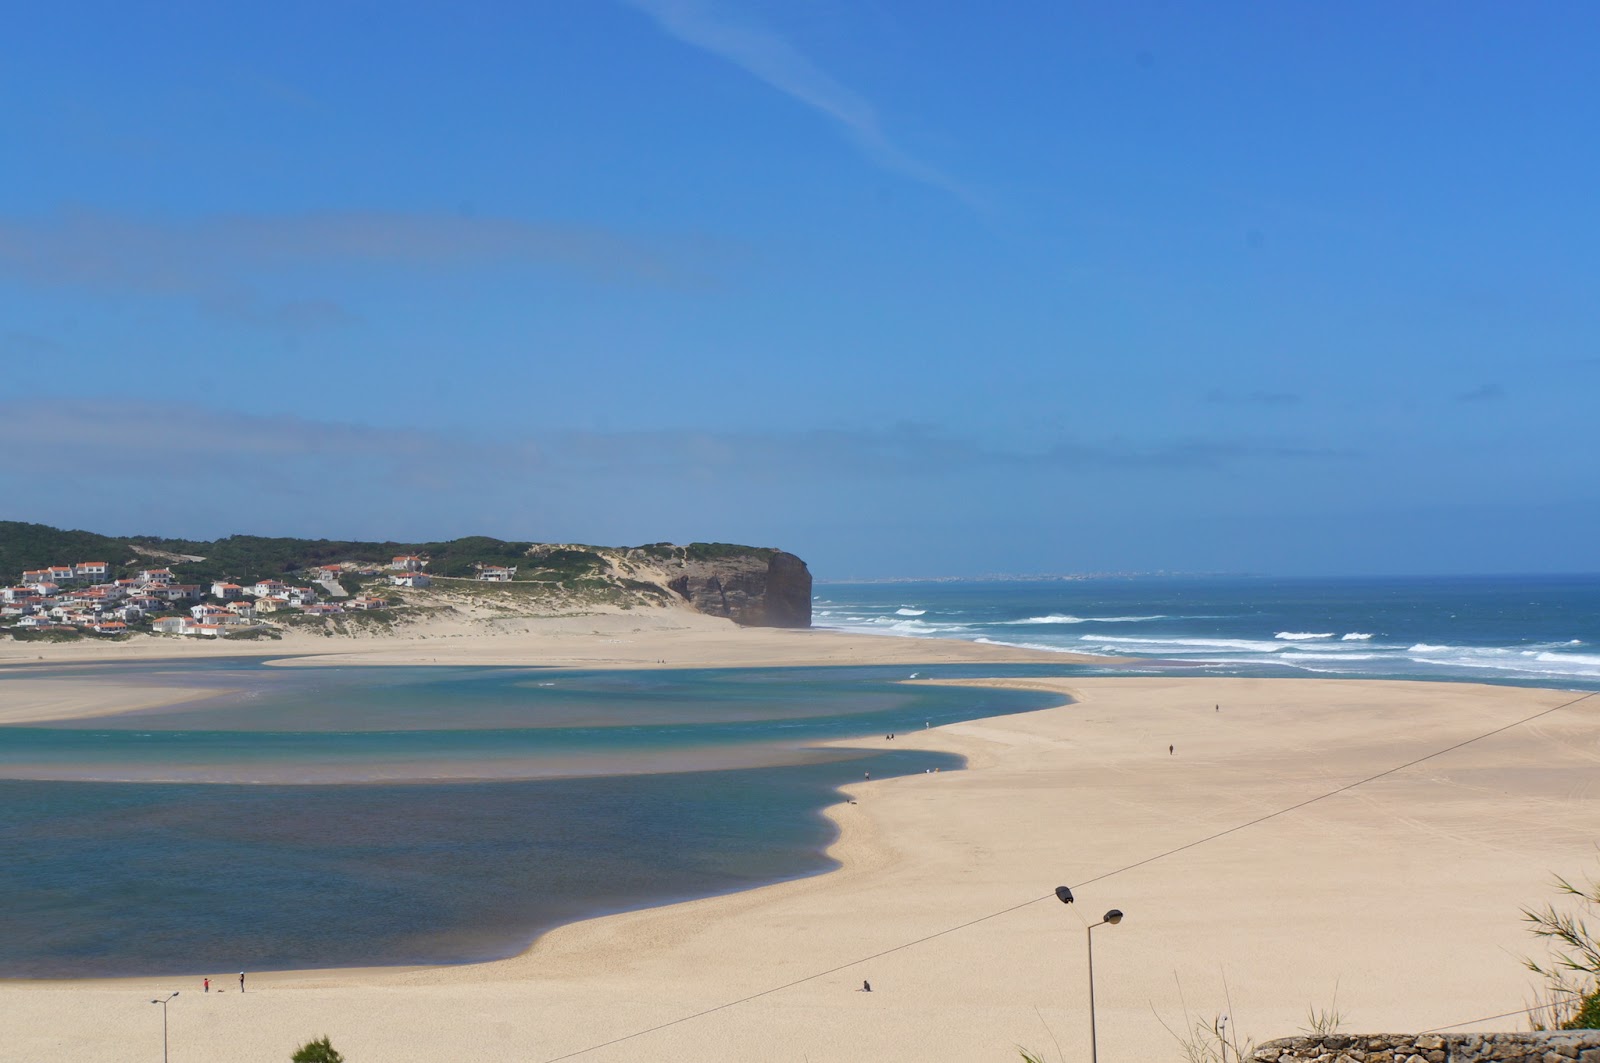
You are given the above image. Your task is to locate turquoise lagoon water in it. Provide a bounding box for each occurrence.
[0,660,1067,977]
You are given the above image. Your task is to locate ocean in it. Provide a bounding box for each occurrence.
[5,573,1597,978]
[815,574,1600,689]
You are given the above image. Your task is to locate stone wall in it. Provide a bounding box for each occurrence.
[1255,1032,1600,1063]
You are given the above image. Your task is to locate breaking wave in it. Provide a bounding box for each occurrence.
[1003,614,1166,625]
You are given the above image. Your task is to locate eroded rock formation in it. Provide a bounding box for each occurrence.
[627,545,812,628]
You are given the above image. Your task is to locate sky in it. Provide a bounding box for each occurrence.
[2,2,1597,578]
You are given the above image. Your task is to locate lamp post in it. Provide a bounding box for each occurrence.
[1086,907,1124,1063]
[150,992,178,1063]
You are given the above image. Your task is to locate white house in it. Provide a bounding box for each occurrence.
[138,568,175,584]
[249,579,288,598]
[211,582,243,600]
[477,566,517,582]
[76,562,109,579]
[47,565,76,582]
[390,555,426,572]
[389,573,431,588]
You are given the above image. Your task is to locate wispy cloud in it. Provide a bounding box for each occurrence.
[0,403,1359,551]
[0,403,1351,489]
[627,0,969,202]
[1,331,65,357]
[0,208,689,327]
[1205,389,1304,407]
[1456,383,1506,403]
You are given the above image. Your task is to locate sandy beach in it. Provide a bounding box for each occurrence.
[4,617,1599,1061]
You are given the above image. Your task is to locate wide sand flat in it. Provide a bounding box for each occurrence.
[6,672,1599,1062]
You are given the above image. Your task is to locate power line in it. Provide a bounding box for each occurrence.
[1420,991,1584,1033]
[537,688,1597,1062]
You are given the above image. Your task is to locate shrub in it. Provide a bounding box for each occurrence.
[1524,867,1600,1029]
[290,1036,344,1062]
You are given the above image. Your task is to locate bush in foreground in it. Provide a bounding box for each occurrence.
[1525,867,1600,1029]
[291,1036,345,1062]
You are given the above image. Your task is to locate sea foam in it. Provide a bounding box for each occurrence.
[1006,614,1165,625]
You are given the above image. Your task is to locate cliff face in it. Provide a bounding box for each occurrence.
[627,545,812,628]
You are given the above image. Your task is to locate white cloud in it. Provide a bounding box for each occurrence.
[627,0,972,201]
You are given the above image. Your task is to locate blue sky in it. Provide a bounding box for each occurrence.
[3,2,1596,577]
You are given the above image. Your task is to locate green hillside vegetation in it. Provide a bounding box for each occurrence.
[0,522,777,591]
[634,541,778,563]
[0,521,142,581]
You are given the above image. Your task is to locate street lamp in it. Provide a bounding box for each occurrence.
[150,992,178,1063]
[1086,909,1124,1063]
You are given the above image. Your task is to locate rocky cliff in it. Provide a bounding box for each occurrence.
[624,544,812,628]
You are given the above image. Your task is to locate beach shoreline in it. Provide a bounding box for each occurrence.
[0,603,1103,675]
[5,621,1599,1060]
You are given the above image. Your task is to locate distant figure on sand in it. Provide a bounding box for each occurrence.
[239,970,245,992]
[862,980,872,992]
[1169,744,1174,755]
[203,977,209,993]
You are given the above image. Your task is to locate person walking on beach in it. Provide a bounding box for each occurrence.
[1169,744,1174,755]
[239,970,245,992]
[203,977,209,993]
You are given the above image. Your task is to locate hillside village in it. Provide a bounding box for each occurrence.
[0,524,811,639]
[1,554,486,639]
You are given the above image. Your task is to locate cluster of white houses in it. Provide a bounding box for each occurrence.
[2,561,394,638]
[3,551,517,639]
